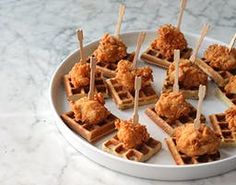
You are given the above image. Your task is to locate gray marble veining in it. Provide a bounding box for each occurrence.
[0,0,235,184]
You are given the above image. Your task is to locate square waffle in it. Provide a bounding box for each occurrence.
[209,113,236,146]
[103,135,162,162]
[162,74,203,100]
[195,58,233,87]
[216,87,236,107]
[61,111,118,143]
[165,137,220,165]
[87,52,135,78]
[145,105,206,136]
[63,71,109,101]
[106,78,159,110]
[141,47,192,69]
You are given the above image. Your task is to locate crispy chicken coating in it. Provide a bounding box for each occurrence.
[175,123,221,156]
[155,91,190,122]
[167,59,208,89]
[204,44,236,71]
[93,33,127,63]
[69,62,90,88]
[115,60,153,92]
[224,76,236,94]
[151,24,188,59]
[71,93,109,125]
[115,119,150,149]
[225,106,236,131]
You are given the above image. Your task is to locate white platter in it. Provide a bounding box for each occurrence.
[49,31,236,180]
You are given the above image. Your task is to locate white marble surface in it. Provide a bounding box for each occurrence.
[0,0,236,184]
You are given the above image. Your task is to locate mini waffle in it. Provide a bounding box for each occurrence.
[195,58,233,87]
[162,74,204,100]
[209,113,236,146]
[145,105,206,136]
[103,135,162,162]
[216,87,236,107]
[61,111,118,143]
[63,71,109,101]
[87,53,135,78]
[141,47,192,69]
[165,137,220,165]
[106,78,158,110]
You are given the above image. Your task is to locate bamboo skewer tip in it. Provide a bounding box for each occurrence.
[194,85,206,129]
[190,24,209,63]
[132,76,142,124]
[132,32,146,69]
[88,57,96,100]
[76,29,86,64]
[114,4,126,38]
[176,0,187,30]
[173,49,180,93]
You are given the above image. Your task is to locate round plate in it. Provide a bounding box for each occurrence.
[49,31,236,180]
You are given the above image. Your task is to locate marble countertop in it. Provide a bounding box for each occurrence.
[0,0,236,184]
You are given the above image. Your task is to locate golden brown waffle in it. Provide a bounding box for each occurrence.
[87,53,135,78]
[165,137,220,165]
[162,74,203,100]
[209,113,236,146]
[216,87,236,107]
[103,135,162,162]
[61,111,118,143]
[106,78,158,110]
[145,105,206,136]
[141,47,192,69]
[195,58,233,87]
[63,71,109,101]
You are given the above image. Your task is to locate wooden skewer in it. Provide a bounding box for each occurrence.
[132,76,142,124]
[114,4,125,38]
[228,33,236,52]
[132,32,146,69]
[176,0,187,30]
[194,85,206,129]
[190,24,209,63]
[76,29,86,64]
[173,49,180,93]
[88,57,96,100]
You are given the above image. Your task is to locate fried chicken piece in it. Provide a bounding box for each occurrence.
[155,91,190,122]
[225,106,236,131]
[115,60,153,92]
[71,93,109,125]
[115,119,150,149]
[69,62,90,88]
[93,33,127,63]
[151,24,188,59]
[204,44,236,71]
[224,76,236,94]
[175,123,221,156]
[167,59,208,89]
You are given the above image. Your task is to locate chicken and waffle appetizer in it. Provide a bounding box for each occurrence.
[141,0,192,68]
[210,106,236,146]
[90,5,134,78]
[106,32,158,110]
[103,77,162,162]
[165,85,221,165]
[196,33,236,87]
[163,25,210,99]
[146,89,205,135]
[63,29,108,101]
[163,58,208,99]
[115,59,153,92]
[61,58,118,142]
